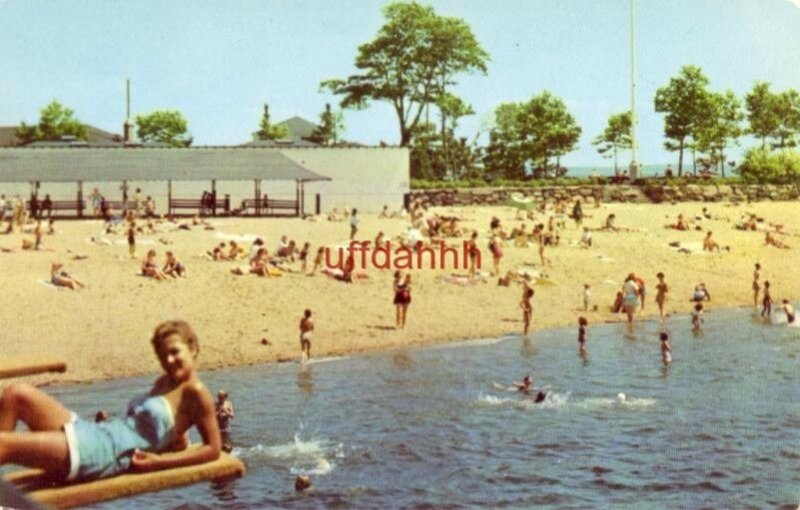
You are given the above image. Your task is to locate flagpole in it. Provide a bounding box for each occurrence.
[629,0,640,179]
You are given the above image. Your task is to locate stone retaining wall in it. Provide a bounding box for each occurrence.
[407,184,800,207]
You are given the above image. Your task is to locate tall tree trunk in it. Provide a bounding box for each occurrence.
[692,145,697,175]
[678,140,685,176]
[400,126,412,147]
[720,148,725,177]
[613,146,618,174]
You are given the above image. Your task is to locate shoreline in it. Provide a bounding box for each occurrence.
[1,201,798,387]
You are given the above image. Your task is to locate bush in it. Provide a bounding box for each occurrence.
[410,178,589,189]
[736,148,800,184]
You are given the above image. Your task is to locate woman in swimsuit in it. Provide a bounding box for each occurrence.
[489,234,503,276]
[393,273,412,329]
[142,249,167,280]
[0,320,221,482]
[467,231,480,280]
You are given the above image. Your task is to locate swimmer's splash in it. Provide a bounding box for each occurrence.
[324,241,481,271]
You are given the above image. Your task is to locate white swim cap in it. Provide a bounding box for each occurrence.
[617,392,626,401]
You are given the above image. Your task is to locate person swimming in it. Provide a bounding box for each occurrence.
[515,375,533,393]
[781,300,795,324]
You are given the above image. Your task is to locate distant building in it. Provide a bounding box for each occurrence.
[245,115,362,148]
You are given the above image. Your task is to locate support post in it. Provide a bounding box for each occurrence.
[295,181,300,217]
[167,180,173,217]
[254,179,261,216]
[77,181,83,218]
[299,181,305,216]
[122,180,128,213]
[211,180,217,216]
[315,193,321,215]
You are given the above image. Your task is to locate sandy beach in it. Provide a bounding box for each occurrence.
[2,200,798,386]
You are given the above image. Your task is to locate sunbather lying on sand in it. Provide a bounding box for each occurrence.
[50,262,85,289]
[765,232,790,249]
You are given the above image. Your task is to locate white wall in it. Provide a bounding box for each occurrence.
[280,147,409,214]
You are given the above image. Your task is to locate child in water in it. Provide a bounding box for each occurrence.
[578,317,588,353]
[0,320,221,482]
[521,287,534,335]
[761,281,773,318]
[660,332,672,364]
[691,303,704,331]
[781,300,796,324]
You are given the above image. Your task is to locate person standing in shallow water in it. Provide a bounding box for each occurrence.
[300,309,314,362]
[761,281,773,318]
[752,263,761,310]
[215,390,234,453]
[660,332,672,364]
[621,274,640,327]
[578,317,588,354]
[520,286,534,335]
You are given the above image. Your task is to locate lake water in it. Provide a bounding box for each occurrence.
[19,306,800,509]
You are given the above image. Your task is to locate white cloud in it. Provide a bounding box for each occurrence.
[787,0,800,8]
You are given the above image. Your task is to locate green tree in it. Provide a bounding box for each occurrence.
[744,83,800,150]
[483,103,526,179]
[437,93,475,174]
[694,91,743,176]
[484,91,581,179]
[134,110,192,147]
[256,103,290,140]
[321,2,489,146]
[745,82,779,150]
[654,65,712,175]
[15,100,89,145]
[307,103,345,146]
[773,89,800,149]
[593,111,632,173]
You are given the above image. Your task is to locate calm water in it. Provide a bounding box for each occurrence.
[23,307,800,509]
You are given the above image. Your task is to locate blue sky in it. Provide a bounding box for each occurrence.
[1,0,799,166]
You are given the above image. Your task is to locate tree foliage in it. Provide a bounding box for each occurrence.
[15,100,89,145]
[654,65,712,176]
[736,147,800,183]
[693,90,743,176]
[307,103,345,146]
[592,111,632,173]
[772,89,800,149]
[321,2,489,146]
[410,122,482,180]
[256,103,289,140]
[135,110,192,147]
[483,91,581,179]
[744,83,800,150]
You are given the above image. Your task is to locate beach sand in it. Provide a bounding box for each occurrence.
[1,200,798,385]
